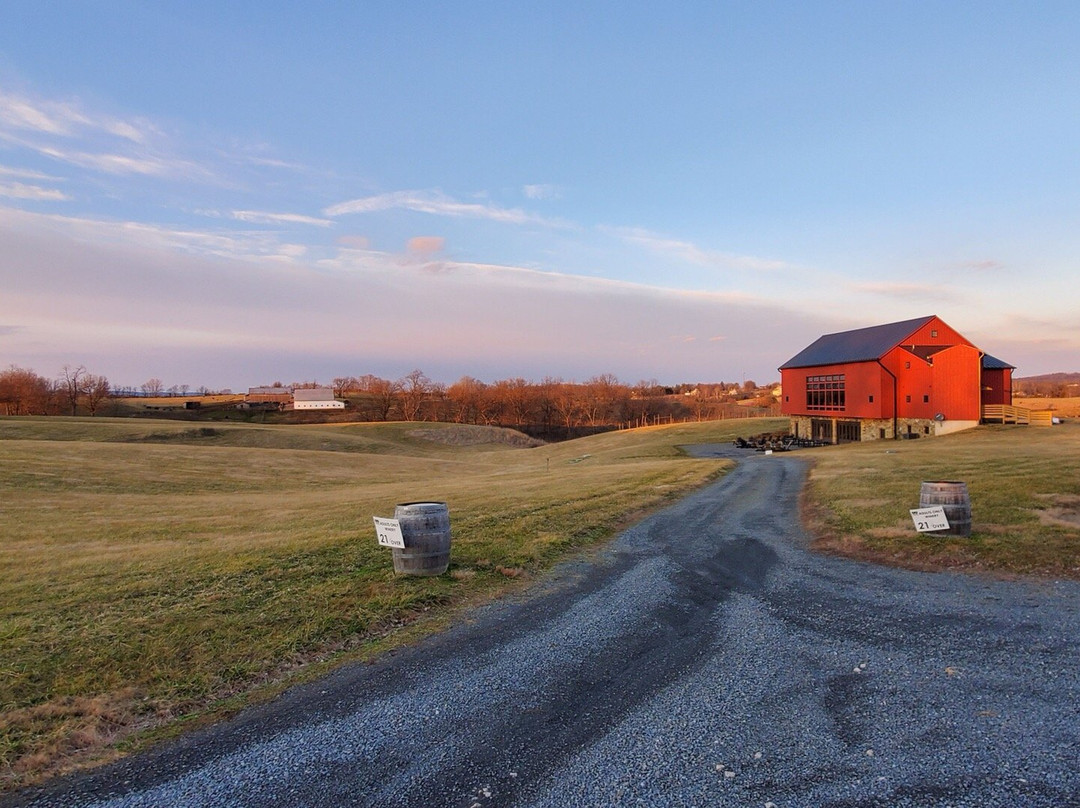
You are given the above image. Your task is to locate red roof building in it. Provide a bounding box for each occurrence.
[779,315,1014,443]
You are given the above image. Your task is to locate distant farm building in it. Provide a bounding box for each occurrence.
[779,315,1014,443]
[291,387,345,410]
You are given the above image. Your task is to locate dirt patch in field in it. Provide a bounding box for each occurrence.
[1033,494,1080,530]
[0,690,143,790]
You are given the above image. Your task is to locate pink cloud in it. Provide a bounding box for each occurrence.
[407,236,445,255]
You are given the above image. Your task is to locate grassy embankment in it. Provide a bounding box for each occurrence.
[0,416,781,789]
[806,421,1080,577]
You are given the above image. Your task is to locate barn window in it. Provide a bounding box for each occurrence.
[923,395,929,403]
[868,395,874,403]
[806,374,845,411]
[905,395,911,403]
[905,361,910,369]
[931,329,938,338]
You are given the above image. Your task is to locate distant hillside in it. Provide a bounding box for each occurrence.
[1016,372,1080,384]
[1014,372,1080,396]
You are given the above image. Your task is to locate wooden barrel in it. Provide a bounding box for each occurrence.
[392,502,451,576]
[919,481,971,537]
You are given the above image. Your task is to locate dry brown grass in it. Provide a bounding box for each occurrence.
[0,415,783,789]
[1014,396,1080,417]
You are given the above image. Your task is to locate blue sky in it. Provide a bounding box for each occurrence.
[2,2,1078,390]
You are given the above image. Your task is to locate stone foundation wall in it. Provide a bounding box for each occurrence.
[788,417,979,442]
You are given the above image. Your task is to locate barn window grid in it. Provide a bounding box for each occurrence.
[806,374,845,411]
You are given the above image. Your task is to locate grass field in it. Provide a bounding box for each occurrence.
[0,416,782,788]
[4,416,1078,790]
[806,421,1080,577]
[1014,396,1080,418]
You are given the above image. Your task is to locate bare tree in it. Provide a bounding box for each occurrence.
[492,378,532,425]
[83,374,111,416]
[332,376,357,398]
[142,378,164,396]
[583,374,627,426]
[60,365,86,415]
[428,382,452,422]
[551,381,583,432]
[448,376,486,424]
[398,369,431,421]
[367,377,400,421]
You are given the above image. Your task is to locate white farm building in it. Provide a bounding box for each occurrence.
[291,387,345,410]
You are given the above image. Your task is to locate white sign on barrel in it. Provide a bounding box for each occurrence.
[910,506,950,533]
[373,516,405,548]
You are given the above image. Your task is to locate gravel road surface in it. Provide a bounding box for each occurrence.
[9,448,1080,807]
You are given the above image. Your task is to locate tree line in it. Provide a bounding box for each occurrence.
[0,365,112,416]
[1,364,780,430]
[316,371,778,435]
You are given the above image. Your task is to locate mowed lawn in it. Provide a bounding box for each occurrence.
[807,421,1080,577]
[0,416,781,788]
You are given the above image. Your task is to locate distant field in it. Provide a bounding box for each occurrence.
[0,416,782,788]
[806,421,1080,577]
[109,394,244,415]
[1014,396,1080,418]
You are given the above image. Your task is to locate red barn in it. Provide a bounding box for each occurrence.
[779,315,1014,443]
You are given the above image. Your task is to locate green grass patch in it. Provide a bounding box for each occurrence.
[0,416,782,788]
[805,422,1080,577]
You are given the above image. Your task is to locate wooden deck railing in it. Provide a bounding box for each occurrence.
[981,404,1029,424]
[982,405,1055,426]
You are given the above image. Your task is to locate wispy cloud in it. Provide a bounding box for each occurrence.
[959,259,1003,271]
[853,281,958,301]
[0,163,61,181]
[231,210,334,227]
[29,144,187,177]
[237,155,310,171]
[0,204,874,387]
[0,89,153,143]
[0,206,293,263]
[337,235,371,250]
[523,183,560,200]
[0,181,69,201]
[605,226,793,272]
[0,89,212,182]
[993,313,1080,336]
[323,189,572,228]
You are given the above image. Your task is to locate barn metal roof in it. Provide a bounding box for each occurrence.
[779,316,936,370]
[981,353,1015,370]
[292,387,336,401]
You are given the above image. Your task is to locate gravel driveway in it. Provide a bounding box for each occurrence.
[9,448,1080,808]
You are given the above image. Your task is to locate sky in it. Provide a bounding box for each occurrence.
[2,2,1079,391]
